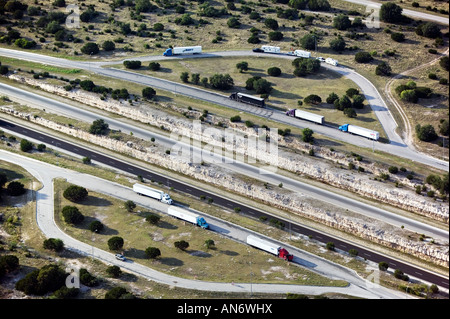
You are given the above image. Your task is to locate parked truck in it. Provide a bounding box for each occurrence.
[286,109,324,125]
[229,92,265,107]
[246,235,293,261]
[325,58,338,66]
[163,46,202,56]
[339,124,379,140]
[167,206,209,229]
[261,45,281,54]
[133,183,173,205]
[293,50,311,58]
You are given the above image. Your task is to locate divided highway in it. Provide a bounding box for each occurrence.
[0,119,447,290]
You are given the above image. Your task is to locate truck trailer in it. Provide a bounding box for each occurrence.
[133,183,173,205]
[286,109,324,125]
[246,235,293,261]
[163,46,202,56]
[293,50,311,58]
[261,45,281,54]
[229,92,265,107]
[325,58,338,66]
[339,124,379,140]
[167,206,209,229]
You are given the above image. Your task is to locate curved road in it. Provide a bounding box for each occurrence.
[0,150,405,299]
[0,48,448,171]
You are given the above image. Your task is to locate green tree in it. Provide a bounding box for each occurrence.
[326,242,335,251]
[439,56,449,71]
[300,34,316,50]
[180,72,189,83]
[415,124,438,142]
[416,22,441,39]
[146,214,160,225]
[209,74,234,90]
[333,14,351,30]
[355,51,373,63]
[268,31,283,41]
[106,265,122,278]
[142,87,156,99]
[63,185,88,202]
[174,240,189,251]
[80,42,99,55]
[253,78,273,94]
[102,40,116,51]
[400,89,418,103]
[264,18,279,30]
[439,119,449,136]
[267,66,282,76]
[43,238,64,252]
[148,62,161,71]
[329,36,346,51]
[205,239,215,249]
[304,94,322,105]
[124,200,136,212]
[108,236,124,251]
[7,181,25,196]
[227,17,240,28]
[376,62,392,76]
[380,2,403,23]
[62,206,84,224]
[20,139,33,152]
[123,60,142,69]
[89,220,104,233]
[236,61,249,73]
[289,0,308,9]
[308,0,331,11]
[391,32,405,42]
[89,119,109,135]
[344,108,357,118]
[302,128,314,143]
[145,247,161,259]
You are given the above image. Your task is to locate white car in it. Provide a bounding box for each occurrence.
[115,254,126,261]
[316,57,325,62]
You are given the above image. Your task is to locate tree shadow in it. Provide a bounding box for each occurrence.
[79,195,112,207]
[188,250,212,258]
[0,168,25,181]
[125,247,147,260]
[159,257,184,266]
[119,272,138,283]
[220,250,239,256]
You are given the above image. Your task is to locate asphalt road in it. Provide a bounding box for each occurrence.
[1,82,447,242]
[0,119,447,290]
[0,48,448,171]
[0,149,409,299]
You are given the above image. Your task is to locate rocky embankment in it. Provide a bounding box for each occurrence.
[9,74,449,224]
[1,104,448,268]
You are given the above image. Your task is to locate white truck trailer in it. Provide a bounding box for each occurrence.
[133,183,173,204]
[286,109,324,125]
[163,46,202,56]
[246,235,293,261]
[167,206,209,229]
[338,124,379,140]
[325,58,338,66]
[293,50,311,58]
[261,45,281,54]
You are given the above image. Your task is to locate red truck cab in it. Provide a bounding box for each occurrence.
[278,248,293,261]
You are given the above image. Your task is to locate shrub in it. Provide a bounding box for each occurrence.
[308,0,331,11]
[376,62,392,76]
[236,61,249,73]
[329,36,346,51]
[80,268,99,287]
[378,262,389,271]
[267,67,282,76]
[37,143,46,152]
[391,32,405,42]
[304,94,322,105]
[388,166,398,174]
[209,74,234,90]
[43,238,64,252]
[123,60,142,69]
[355,51,373,63]
[344,108,357,118]
[400,89,418,103]
[7,181,25,196]
[148,62,160,71]
[89,220,104,233]
[20,139,33,152]
[302,128,314,143]
[146,214,160,225]
[107,236,124,251]
[300,34,316,50]
[227,17,240,28]
[264,18,279,30]
[89,119,109,135]
[326,242,335,251]
[253,78,272,94]
[80,42,99,55]
[62,206,84,224]
[439,56,449,71]
[415,124,438,142]
[380,2,403,23]
[174,240,189,251]
[145,247,161,259]
[333,14,351,30]
[106,265,122,278]
[416,22,441,39]
[230,115,241,123]
[124,200,136,212]
[15,264,67,296]
[326,92,339,104]
[63,185,88,202]
[268,31,283,41]
[142,87,156,99]
[102,40,115,51]
[247,35,261,44]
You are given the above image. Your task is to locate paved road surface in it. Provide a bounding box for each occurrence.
[0,150,407,299]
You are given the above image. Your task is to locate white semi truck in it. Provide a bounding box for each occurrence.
[133,183,173,204]
[286,109,324,125]
[325,58,338,66]
[338,124,379,140]
[261,45,281,54]
[293,50,311,58]
[167,206,209,229]
[246,235,293,261]
[163,46,202,56]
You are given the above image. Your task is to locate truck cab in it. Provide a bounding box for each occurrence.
[163,48,173,56]
[339,124,349,132]
[197,217,209,229]
[162,193,173,205]
[278,248,293,261]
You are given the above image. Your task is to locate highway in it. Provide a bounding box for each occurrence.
[0,119,447,290]
[0,48,448,171]
[0,82,447,242]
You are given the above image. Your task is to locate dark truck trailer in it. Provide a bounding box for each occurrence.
[229,92,265,107]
